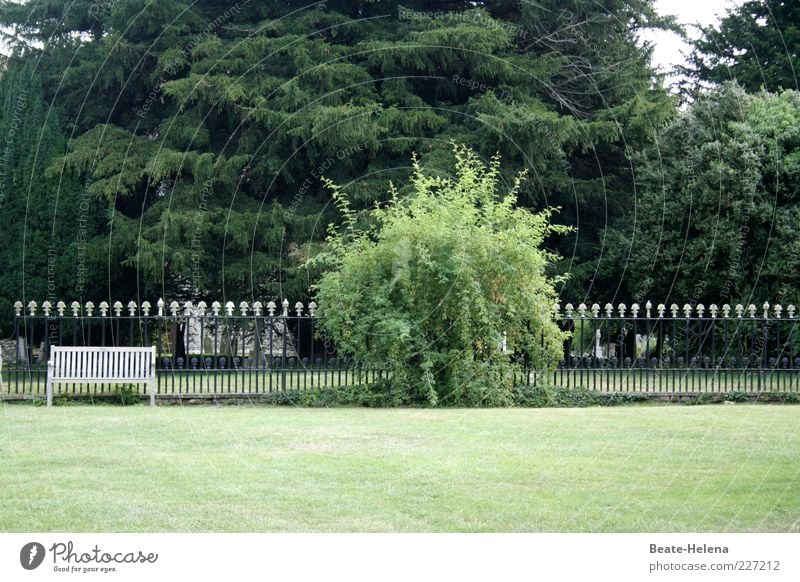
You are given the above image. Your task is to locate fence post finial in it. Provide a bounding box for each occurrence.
[197,301,207,316]
[788,305,796,319]
[631,303,640,318]
[169,301,179,317]
[13,301,22,316]
[282,299,289,317]
[57,301,66,317]
[604,303,613,318]
[683,304,692,318]
[763,301,770,318]
[709,304,718,318]
[239,301,249,316]
[225,301,234,316]
[99,301,109,317]
[157,298,164,317]
[617,303,626,317]
[42,301,52,317]
[71,301,80,317]
[645,301,652,318]
[657,303,665,318]
[578,303,587,318]
[27,301,37,316]
[774,303,782,319]
[113,301,123,317]
[211,301,221,316]
[747,304,757,318]
[553,302,561,319]
[670,303,678,318]
[295,301,304,316]
[128,301,137,317]
[308,301,317,317]
[142,301,151,316]
[267,301,276,317]
[735,304,744,318]
[696,304,705,318]
[85,301,95,317]
[253,301,262,316]
[722,304,731,318]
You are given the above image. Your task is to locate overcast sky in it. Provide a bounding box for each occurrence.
[642,0,742,78]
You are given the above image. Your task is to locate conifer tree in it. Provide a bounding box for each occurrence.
[0,0,674,305]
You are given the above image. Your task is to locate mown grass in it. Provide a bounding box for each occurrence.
[1,405,798,532]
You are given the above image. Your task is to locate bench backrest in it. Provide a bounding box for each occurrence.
[49,347,156,380]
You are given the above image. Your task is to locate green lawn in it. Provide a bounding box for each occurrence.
[1,405,798,532]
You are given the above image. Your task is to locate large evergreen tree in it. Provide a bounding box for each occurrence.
[602,83,800,305]
[0,61,106,334]
[0,0,674,308]
[687,0,800,92]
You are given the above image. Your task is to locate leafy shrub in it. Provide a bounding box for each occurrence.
[684,393,715,406]
[512,384,650,407]
[116,384,140,406]
[722,390,750,403]
[309,145,569,406]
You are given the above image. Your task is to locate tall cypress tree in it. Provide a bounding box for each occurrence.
[0,0,674,305]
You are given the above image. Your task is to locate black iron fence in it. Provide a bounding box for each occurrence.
[550,301,800,393]
[2,299,799,398]
[2,299,385,398]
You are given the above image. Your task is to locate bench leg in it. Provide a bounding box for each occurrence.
[150,379,156,407]
[46,378,53,407]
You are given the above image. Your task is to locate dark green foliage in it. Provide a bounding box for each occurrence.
[116,384,141,406]
[512,384,651,407]
[0,0,673,309]
[722,390,751,403]
[0,62,106,334]
[687,0,800,93]
[601,83,800,304]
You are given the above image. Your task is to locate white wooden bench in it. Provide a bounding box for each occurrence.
[46,346,157,407]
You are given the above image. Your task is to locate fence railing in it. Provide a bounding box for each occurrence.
[549,301,800,393]
[2,299,386,398]
[2,299,799,398]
